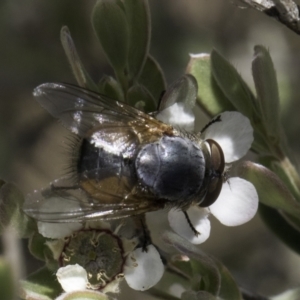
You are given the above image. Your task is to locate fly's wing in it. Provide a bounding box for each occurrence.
[26,83,173,222]
[33,83,173,142]
[24,176,166,223]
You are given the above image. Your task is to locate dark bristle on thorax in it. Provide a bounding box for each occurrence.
[62,134,82,184]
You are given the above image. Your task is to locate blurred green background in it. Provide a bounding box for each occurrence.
[1,0,300,298]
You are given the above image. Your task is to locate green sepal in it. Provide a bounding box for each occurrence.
[181,291,217,300]
[28,232,49,261]
[252,45,280,143]
[60,26,99,92]
[124,0,150,81]
[214,260,243,300]
[259,203,300,255]
[0,258,15,300]
[92,0,129,73]
[236,161,300,218]
[127,84,157,113]
[56,290,111,300]
[0,182,37,238]
[98,75,124,101]
[163,231,220,296]
[211,49,258,120]
[186,53,235,116]
[139,55,166,103]
[20,266,62,300]
[159,74,197,111]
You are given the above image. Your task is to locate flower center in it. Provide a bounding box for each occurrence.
[60,229,125,290]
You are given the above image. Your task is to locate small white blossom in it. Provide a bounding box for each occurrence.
[37,197,83,239]
[157,103,259,244]
[52,221,164,294]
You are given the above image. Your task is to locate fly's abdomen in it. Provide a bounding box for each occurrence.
[135,136,205,202]
[77,139,137,203]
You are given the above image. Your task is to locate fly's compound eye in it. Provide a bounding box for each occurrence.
[199,139,225,207]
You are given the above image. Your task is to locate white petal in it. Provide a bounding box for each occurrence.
[156,102,195,131]
[203,111,253,162]
[38,221,82,239]
[210,177,258,226]
[124,245,164,291]
[168,207,211,244]
[56,264,88,292]
[37,197,83,239]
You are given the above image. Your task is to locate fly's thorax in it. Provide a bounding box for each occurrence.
[198,139,225,207]
[135,135,206,204]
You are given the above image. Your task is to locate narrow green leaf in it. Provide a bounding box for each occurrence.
[0,258,15,300]
[57,290,110,300]
[236,161,300,218]
[0,182,37,237]
[127,84,157,113]
[60,26,99,92]
[20,266,61,300]
[98,75,124,101]
[186,53,235,117]
[214,260,243,300]
[211,49,258,120]
[271,287,300,300]
[181,291,217,300]
[92,0,129,72]
[252,45,280,142]
[163,231,220,296]
[159,74,198,111]
[124,0,150,80]
[139,55,166,103]
[259,204,300,255]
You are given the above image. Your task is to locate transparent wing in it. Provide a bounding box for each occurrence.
[24,176,166,223]
[33,83,173,140]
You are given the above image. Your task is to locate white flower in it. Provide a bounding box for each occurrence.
[52,221,164,293]
[157,105,259,245]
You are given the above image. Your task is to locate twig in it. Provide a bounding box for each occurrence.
[235,0,300,35]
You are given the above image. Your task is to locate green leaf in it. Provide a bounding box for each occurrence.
[236,161,300,218]
[211,49,258,120]
[60,26,99,92]
[0,258,15,300]
[92,0,129,73]
[56,290,111,300]
[252,45,280,142]
[163,231,220,296]
[186,53,235,116]
[0,182,37,238]
[98,75,124,101]
[139,55,166,103]
[181,291,217,300]
[259,204,300,255]
[20,266,62,300]
[214,260,243,300]
[271,287,300,300]
[159,74,198,111]
[124,0,150,80]
[127,84,157,112]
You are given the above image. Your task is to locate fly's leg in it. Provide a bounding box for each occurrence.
[200,115,221,133]
[183,211,200,236]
